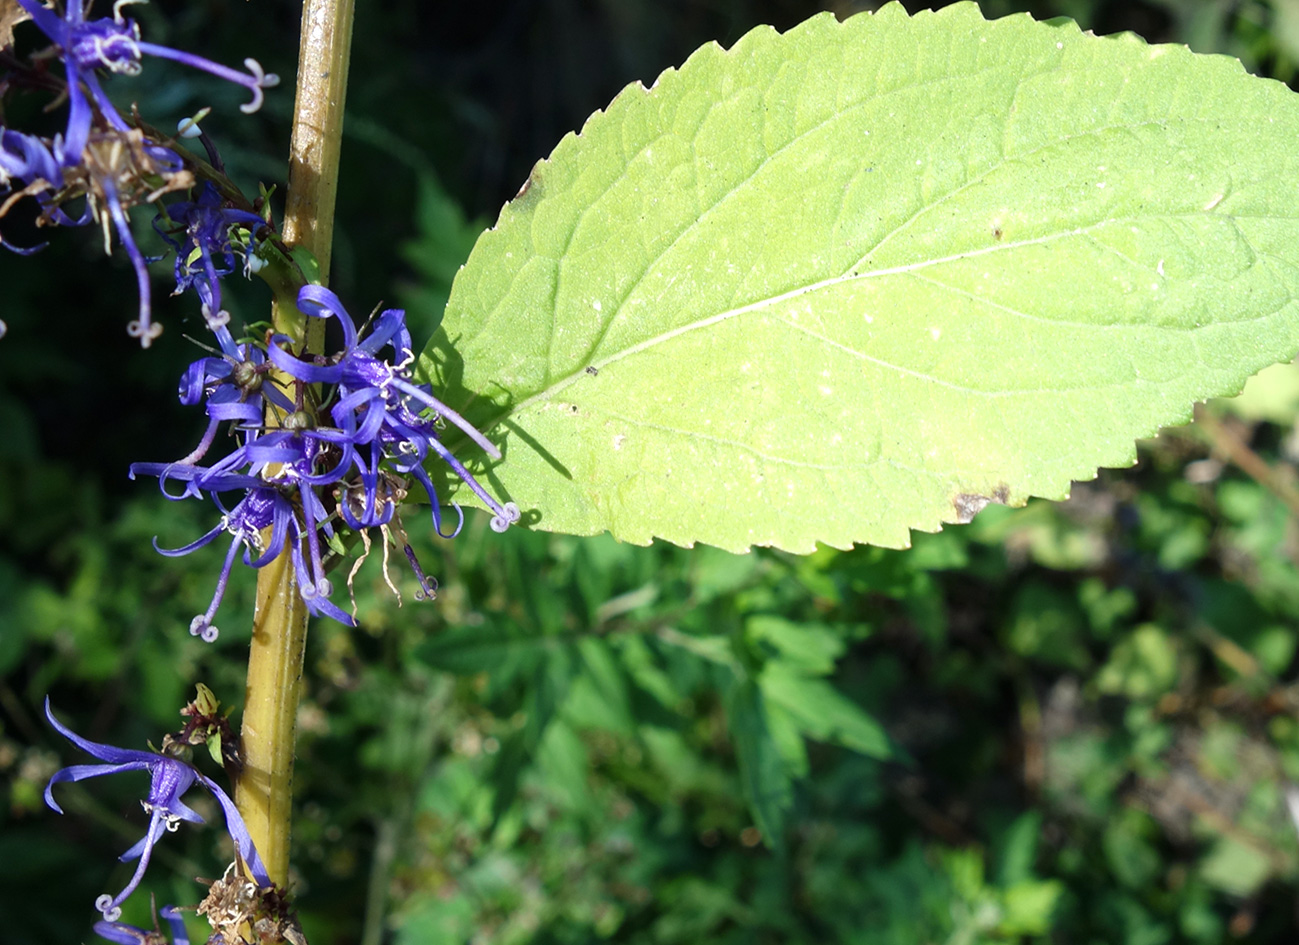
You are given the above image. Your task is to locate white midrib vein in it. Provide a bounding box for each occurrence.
[502,222,1099,420]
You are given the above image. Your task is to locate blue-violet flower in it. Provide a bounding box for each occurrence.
[8,0,278,344]
[44,698,270,922]
[154,182,267,331]
[171,324,292,465]
[14,0,278,167]
[269,285,521,534]
[129,459,353,635]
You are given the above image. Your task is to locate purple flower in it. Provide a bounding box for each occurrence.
[199,421,356,623]
[0,122,187,346]
[172,325,292,466]
[14,0,278,167]
[94,903,189,945]
[85,131,187,347]
[270,285,521,533]
[6,0,278,345]
[43,698,270,923]
[0,129,83,235]
[154,183,267,329]
[131,284,521,627]
[130,457,354,634]
[129,468,296,639]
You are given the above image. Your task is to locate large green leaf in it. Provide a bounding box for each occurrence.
[422,1,1299,552]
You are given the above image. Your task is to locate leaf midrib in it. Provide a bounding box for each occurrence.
[489,214,1234,431]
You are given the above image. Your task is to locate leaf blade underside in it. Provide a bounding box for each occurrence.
[422,1,1299,552]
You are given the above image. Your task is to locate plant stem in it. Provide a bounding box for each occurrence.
[235,0,355,887]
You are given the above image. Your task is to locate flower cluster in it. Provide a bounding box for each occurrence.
[18,3,525,943]
[131,285,519,636]
[1,0,278,343]
[44,698,269,925]
[5,2,520,634]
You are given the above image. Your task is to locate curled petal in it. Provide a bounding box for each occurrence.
[189,615,219,643]
[406,463,465,540]
[404,544,438,601]
[267,333,343,384]
[95,894,122,924]
[186,532,242,641]
[296,284,358,350]
[490,502,522,533]
[133,43,280,114]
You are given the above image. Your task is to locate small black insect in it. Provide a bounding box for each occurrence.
[585,366,599,376]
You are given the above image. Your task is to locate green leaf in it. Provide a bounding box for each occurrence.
[1095,623,1180,701]
[415,625,556,680]
[205,732,224,769]
[744,615,845,675]
[994,811,1044,887]
[1000,879,1064,936]
[726,677,793,846]
[758,664,892,759]
[425,1,1299,552]
[1197,835,1273,897]
[571,637,634,733]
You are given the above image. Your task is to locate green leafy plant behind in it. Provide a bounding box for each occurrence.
[424,0,1299,554]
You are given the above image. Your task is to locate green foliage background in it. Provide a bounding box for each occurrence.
[4,1,1299,943]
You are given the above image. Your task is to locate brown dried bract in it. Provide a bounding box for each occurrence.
[198,863,308,945]
[0,0,30,51]
[76,126,194,243]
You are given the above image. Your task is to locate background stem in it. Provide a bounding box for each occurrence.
[235,0,356,887]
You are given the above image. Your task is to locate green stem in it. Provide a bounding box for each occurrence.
[235,0,355,887]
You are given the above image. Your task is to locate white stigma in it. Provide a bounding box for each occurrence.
[239,59,280,114]
[177,108,212,139]
[95,895,121,922]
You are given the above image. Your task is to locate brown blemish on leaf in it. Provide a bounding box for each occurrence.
[496,161,544,229]
[511,160,545,209]
[951,483,1010,524]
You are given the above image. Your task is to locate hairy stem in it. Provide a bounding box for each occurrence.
[235,0,355,886]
